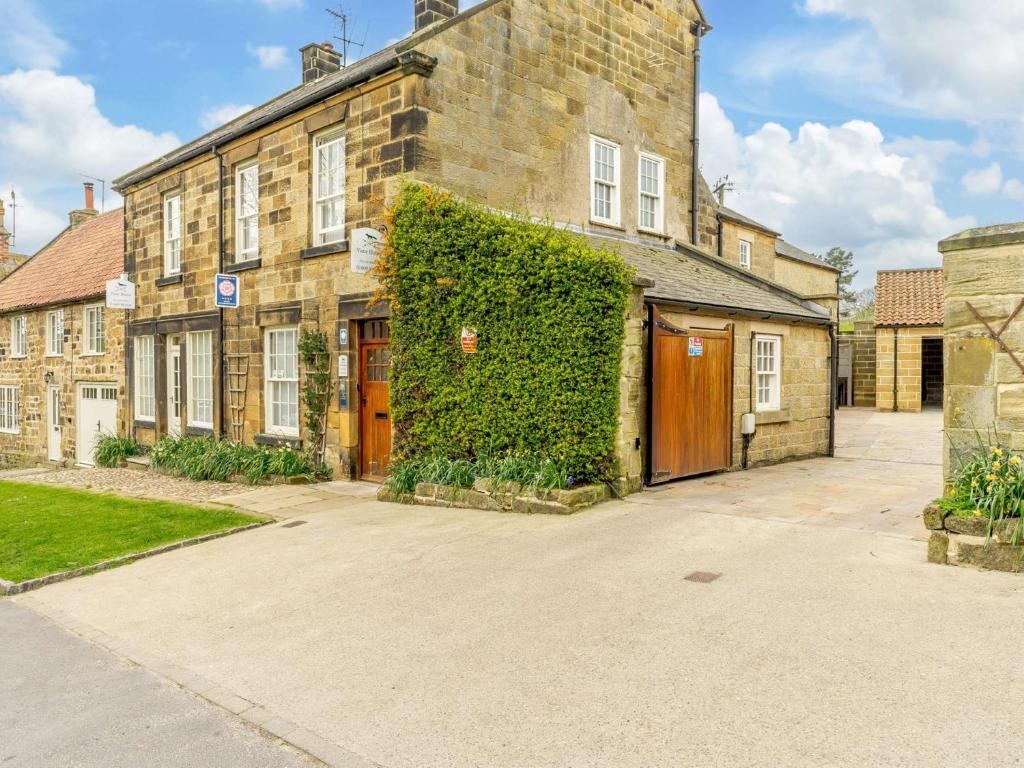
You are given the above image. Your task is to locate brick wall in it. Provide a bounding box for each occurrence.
[0,302,126,466]
[875,325,943,412]
[851,320,877,407]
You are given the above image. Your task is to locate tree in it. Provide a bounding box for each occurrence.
[819,246,859,316]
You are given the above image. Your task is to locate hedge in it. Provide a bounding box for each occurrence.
[376,184,632,482]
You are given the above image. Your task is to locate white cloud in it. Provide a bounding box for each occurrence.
[700,92,973,288]
[794,0,1024,119]
[248,44,289,70]
[0,70,180,252]
[961,163,1004,197]
[0,182,65,256]
[0,0,68,70]
[200,103,255,131]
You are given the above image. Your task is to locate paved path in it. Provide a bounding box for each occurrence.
[0,600,316,768]
[13,410,1024,768]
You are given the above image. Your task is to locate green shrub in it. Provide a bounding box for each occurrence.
[384,453,572,495]
[93,435,141,468]
[943,432,1024,543]
[145,435,329,485]
[377,184,632,483]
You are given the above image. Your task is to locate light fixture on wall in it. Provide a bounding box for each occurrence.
[43,371,54,384]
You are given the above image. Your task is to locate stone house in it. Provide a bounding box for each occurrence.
[873,268,944,412]
[939,223,1024,472]
[0,188,126,467]
[113,0,835,489]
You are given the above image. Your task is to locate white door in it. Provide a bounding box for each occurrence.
[167,336,182,437]
[47,385,61,462]
[76,383,118,466]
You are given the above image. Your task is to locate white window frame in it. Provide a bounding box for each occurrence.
[187,331,214,429]
[754,334,782,412]
[134,336,156,422]
[163,192,182,276]
[312,131,346,247]
[590,136,621,227]
[739,239,752,270]
[46,309,64,357]
[9,315,26,358]
[83,303,105,356]
[264,327,299,437]
[0,385,19,434]
[637,152,665,233]
[235,162,259,262]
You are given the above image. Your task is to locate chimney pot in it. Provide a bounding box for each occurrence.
[415,0,459,31]
[300,41,342,84]
[83,182,95,212]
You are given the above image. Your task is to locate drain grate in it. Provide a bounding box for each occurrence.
[281,520,308,528]
[684,571,722,583]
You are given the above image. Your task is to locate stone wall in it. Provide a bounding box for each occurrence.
[0,302,126,466]
[940,225,1024,475]
[615,285,647,493]
[773,257,839,320]
[875,325,943,412]
[718,219,776,283]
[850,321,877,407]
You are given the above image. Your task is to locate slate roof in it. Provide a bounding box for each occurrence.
[0,210,124,313]
[776,239,839,272]
[587,234,830,323]
[874,268,944,327]
[717,205,780,236]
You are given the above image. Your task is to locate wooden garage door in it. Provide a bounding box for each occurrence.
[649,307,733,484]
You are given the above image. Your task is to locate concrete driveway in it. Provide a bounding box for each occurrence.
[14,409,1024,768]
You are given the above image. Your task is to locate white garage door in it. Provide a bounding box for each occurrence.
[76,383,118,467]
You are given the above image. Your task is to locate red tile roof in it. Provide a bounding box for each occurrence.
[0,210,123,313]
[875,268,944,327]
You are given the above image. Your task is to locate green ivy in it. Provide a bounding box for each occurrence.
[299,329,332,466]
[378,183,632,483]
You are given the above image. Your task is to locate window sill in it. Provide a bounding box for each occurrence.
[186,425,215,437]
[0,430,20,435]
[755,409,791,426]
[80,352,105,357]
[638,227,671,240]
[255,433,302,449]
[45,353,64,358]
[224,258,261,273]
[156,274,183,287]
[10,355,26,360]
[134,419,156,429]
[301,241,348,260]
[589,220,625,232]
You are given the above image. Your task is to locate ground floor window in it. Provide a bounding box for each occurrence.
[755,334,782,412]
[265,327,299,436]
[0,385,19,433]
[188,331,214,428]
[134,336,155,421]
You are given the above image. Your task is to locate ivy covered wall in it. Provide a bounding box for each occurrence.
[376,184,632,482]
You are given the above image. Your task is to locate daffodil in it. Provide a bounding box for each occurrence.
[993,461,1002,471]
[986,473,997,482]
[1011,455,1021,467]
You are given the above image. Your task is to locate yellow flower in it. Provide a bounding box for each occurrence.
[973,510,983,517]
[986,473,997,482]
[1011,455,1021,467]
[971,480,979,488]
[991,447,1004,457]
[993,461,1002,471]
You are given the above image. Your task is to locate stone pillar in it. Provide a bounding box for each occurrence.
[414,0,458,30]
[939,223,1024,478]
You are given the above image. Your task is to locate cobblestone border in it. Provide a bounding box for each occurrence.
[0,520,271,596]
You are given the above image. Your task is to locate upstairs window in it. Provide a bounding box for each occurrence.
[755,334,782,412]
[0,386,19,434]
[313,131,345,246]
[236,162,259,261]
[265,327,299,437]
[163,192,182,275]
[134,336,155,422]
[590,136,620,226]
[46,310,64,356]
[638,153,665,233]
[10,315,26,358]
[739,239,752,270]
[84,303,105,355]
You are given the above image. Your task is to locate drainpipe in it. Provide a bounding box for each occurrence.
[717,215,724,260]
[212,146,226,439]
[892,327,899,413]
[828,322,837,457]
[691,21,710,247]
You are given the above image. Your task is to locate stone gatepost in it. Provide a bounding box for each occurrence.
[939,224,1024,479]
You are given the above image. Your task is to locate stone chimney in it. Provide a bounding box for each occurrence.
[69,182,98,229]
[0,200,10,266]
[415,0,458,30]
[300,42,342,84]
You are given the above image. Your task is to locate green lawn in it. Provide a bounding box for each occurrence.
[0,481,261,584]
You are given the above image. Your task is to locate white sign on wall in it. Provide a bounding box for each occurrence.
[106,274,136,309]
[351,227,384,274]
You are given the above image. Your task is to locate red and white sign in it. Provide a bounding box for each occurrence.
[461,327,478,354]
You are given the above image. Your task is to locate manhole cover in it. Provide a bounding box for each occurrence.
[281,520,308,528]
[684,571,721,583]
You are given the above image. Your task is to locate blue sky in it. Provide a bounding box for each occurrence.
[2,0,1022,289]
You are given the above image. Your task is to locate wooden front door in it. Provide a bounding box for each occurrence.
[649,307,733,484]
[359,319,392,480]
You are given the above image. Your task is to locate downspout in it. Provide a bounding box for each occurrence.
[691,21,710,247]
[212,146,226,439]
[892,327,899,413]
[743,330,755,469]
[717,215,724,260]
[828,322,837,457]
